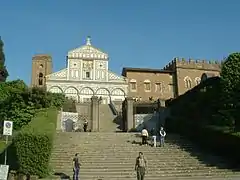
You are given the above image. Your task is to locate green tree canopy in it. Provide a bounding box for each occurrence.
[0,37,9,82]
[220,52,240,130]
[221,52,240,93]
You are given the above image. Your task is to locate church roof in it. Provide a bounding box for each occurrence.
[68,36,108,60]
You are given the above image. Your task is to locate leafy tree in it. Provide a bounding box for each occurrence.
[220,52,240,131]
[0,92,35,130]
[0,80,65,130]
[221,53,240,93]
[0,37,9,82]
[0,80,28,101]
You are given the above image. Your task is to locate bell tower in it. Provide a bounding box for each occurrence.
[31,54,52,87]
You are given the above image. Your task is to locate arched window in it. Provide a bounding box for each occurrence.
[39,64,43,68]
[195,77,201,85]
[144,80,151,91]
[38,73,44,85]
[184,76,192,89]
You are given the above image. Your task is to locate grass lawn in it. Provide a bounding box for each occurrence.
[0,108,58,155]
[22,108,58,134]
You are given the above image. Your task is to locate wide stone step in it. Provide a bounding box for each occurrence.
[52,165,219,170]
[54,138,192,143]
[52,144,194,148]
[50,152,218,158]
[50,155,223,162]
[51,171,235,177]
[54,139,192,144]
[51,164,227,171]
[54,147,196,152]
[52,147,197,152]
[50,157,204,162]
[52,164,215,170]
[51,150,202,155]
[41,175,240,180]
[47,171,240,179]
[51,160,205,166]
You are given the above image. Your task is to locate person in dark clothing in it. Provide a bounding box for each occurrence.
[135,152,147,180]
[159,127,166,147]
[83,120,88,132]
[73,153,81,180]
[151,128,157,147]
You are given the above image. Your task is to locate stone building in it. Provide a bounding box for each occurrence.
[31,37,128,104]
[31,37,221,104]
[122,58,221,101]
[31,54,52,87]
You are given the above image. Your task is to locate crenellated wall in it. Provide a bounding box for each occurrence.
[164,57,222,71]
[166,58,221,95]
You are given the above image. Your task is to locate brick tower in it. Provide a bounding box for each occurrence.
[31,54,52,87]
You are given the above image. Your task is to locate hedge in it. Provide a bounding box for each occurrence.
[174,124,240,164]
[12,108,58,177]
[165,75,240,165]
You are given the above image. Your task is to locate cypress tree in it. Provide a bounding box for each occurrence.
[0,36,9,82]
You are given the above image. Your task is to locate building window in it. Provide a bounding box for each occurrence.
[184,77,192,89]
[38,72,43,85]
[155,83,162,92]
[39,64,43,68]
[144,80,151,91]
[86,72,90,78]
[130,79,137,91]
[130,82,136,90]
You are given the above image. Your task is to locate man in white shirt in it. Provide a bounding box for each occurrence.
[141,128,148,146]
[159,127,166,147]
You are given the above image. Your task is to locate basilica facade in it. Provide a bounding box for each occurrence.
[31,37,128,104]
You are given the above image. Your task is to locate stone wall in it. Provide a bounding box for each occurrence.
[61,112,79,132]
[76,102,92,130]
[122,98,167,132]
[134,113,159,131]
[57,96,104,132]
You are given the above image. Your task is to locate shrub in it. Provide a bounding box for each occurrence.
[62,98,77,112]
[12,108,57,177]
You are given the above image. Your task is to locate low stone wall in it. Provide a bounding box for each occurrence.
[61,111,79,132]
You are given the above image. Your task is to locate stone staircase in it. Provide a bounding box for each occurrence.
[99,104,118,132]
[48,132,240,180]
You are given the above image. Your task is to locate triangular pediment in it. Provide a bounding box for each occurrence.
[68,45,108,60]
[46,68,67,80]
[108,70,127,82]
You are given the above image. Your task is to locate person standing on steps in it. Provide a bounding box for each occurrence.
[151,128,157,147]
[73,153,81,180]
[83,119,88,132]
[141,127,149,146]
[159,127,166,147]
[135,152,147,180]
